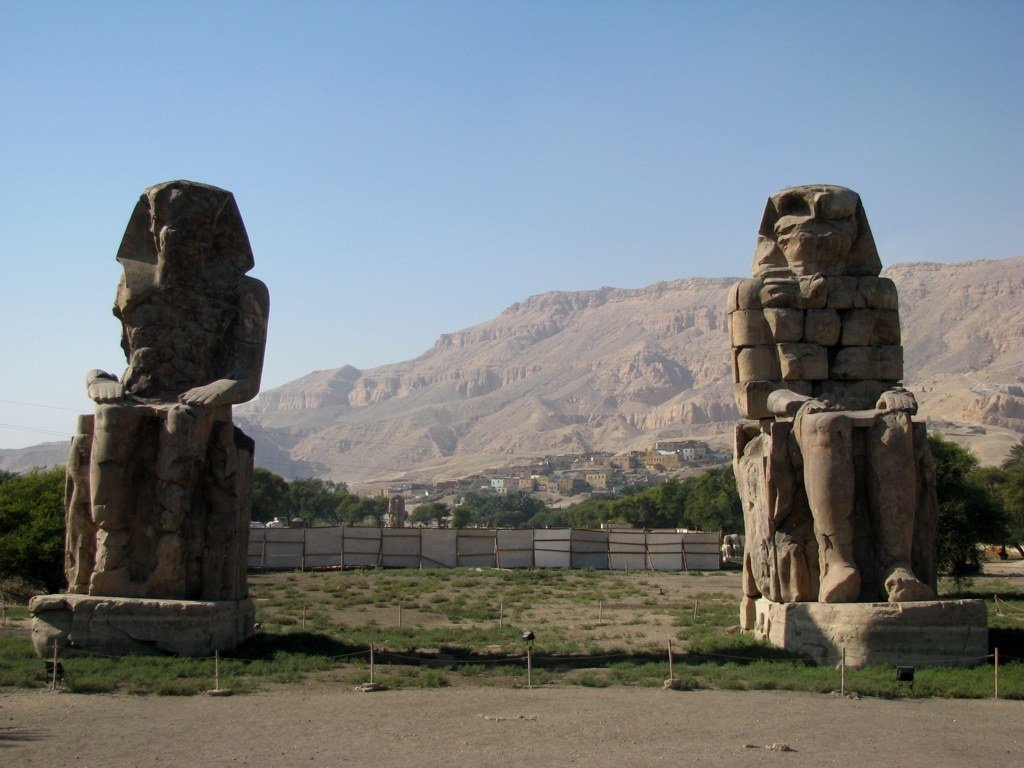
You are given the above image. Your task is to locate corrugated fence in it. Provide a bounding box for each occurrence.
[248,527,721,571]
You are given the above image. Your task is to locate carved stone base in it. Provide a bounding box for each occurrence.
[750,597,988,667]
[29,594,256,658]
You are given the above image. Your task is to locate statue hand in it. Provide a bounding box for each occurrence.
[876,388,917,415]
[797,398,832,415]
[86,370,125,403]
[178,380,236,407]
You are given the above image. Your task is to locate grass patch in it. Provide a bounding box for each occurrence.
[5,566,1022,697]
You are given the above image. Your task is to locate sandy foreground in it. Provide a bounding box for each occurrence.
[2,685,1020,768]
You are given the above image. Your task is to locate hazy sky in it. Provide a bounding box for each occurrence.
[2,1,1021,449]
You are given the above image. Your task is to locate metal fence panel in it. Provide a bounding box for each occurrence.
[303,528,344,568]
[457,529,496,567]
[496,529,534,568]
[421,529,458,568]
[534,529,572,568]
[608,529,646,571]
[381,529,421,568]
[571,528,609,570]
[342,526,381,567]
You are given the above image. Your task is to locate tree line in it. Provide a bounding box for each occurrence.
[1,435,1023,592]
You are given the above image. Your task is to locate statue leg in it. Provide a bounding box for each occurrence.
[88,403,147,595]
[797,411,861,603]
[149,404,213,598]
[868,411,936,602]
[65,417,95,594]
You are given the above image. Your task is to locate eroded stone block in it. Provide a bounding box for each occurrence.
[729,309,772,346]
[825,276,859,310]
[729,278,763,311]
[859,276,899,310]
[764,308,804,342]
[831,346,903,381]
[778,343,828,380]
[735,346,780,382]
[804,309,841,346]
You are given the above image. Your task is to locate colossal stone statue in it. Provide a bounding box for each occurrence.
[730,186,985,665]
[732,184,935,610]
[386,495,407,528]
[31,181,268,656]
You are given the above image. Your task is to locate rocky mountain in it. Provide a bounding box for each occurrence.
[5,256,1022,483]
[235,256,1024,484]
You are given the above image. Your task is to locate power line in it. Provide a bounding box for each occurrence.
[0,422,73,438]
[0,398,83,412]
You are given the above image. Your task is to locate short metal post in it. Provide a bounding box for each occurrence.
[995,647,1000,699]
[370,645,375,685]
[841,647,846,696]
[667,638,675,681]
[215,650,221,691]
[51,640,59,691]
[527,646,532,689]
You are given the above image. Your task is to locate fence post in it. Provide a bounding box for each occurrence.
[667,638,674,681]
[398,602,403,628]
[841,647,846,696]
[370,645,375,685]
[994,647,1000,700]
[51,639,59,691]
[215,650,221,692]
[527,645,532,689]
[499,598,504,628]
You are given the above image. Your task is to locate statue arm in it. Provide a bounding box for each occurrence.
[178,278,269,408]
[766,389,815,417]
[86,369,125,403]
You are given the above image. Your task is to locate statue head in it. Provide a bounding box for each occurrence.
[115,181,254,304]
[751,185,881,278]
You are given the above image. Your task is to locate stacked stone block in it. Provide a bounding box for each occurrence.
[729,275,903,418]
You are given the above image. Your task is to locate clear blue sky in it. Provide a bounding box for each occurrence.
[1,1,1021,449]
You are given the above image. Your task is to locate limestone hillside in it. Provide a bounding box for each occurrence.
[232,255,1024,485]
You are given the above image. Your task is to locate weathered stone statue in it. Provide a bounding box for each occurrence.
[731,185,985,665]
[386,495,407,528]
[31,181,268,656]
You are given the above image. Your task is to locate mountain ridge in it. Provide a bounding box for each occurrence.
[236,255,1024,484]
[5,256,1022,483]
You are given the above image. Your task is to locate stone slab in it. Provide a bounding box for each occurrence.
[750,597,988,667]
[29,593,256,658]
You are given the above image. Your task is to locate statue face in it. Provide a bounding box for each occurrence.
[771,187,859,276]
[149,186,212,282]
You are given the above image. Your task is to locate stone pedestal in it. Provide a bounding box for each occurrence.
[751,597,988,667]
[29,594,256,658]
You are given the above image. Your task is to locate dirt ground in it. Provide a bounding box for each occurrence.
[2,684,1021,768]
[5,559,1021,767]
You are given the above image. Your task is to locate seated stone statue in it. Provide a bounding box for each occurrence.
[65,180,269,602]
[731,185,937,627]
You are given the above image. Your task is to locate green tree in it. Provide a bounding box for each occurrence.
[408,501,449,528]
[677,467,743,532]
[450,504,476,529]
[251,468,292,523]
[999,439,1024,556]
[928,434,1008,576]
[0,467,66,592]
